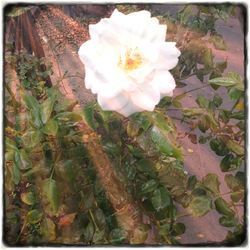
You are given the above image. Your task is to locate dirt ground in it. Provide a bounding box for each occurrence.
[34,5,245,244]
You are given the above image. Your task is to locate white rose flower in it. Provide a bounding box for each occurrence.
[78,9,181,117]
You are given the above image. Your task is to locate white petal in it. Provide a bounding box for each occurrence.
[128,65,155,84]
[117,101,143,117]
[151,70,176,95]
[156,42,181,70]
[97,91,129,111]
[130,84,160,111]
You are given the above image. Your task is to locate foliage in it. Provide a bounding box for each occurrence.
[4,3,245,246]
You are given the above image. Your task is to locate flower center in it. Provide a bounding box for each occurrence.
[118,48,143,71]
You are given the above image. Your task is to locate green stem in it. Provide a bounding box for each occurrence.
[89,209,99,231]
[175,85,210,98]
[15,219,27,243]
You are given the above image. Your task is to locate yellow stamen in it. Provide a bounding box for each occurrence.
[119,48,143,71]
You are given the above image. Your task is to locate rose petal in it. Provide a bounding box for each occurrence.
[97,91,129,111]
[156,42,181,70]
[151,70,176,96]
[84,67,122,98]
[130,84,160,111]
[117,101,143,117]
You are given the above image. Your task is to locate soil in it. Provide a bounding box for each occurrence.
[23,4,245,244]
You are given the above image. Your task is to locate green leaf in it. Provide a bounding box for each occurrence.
[219,216,237,227]
[209,34,227,50]
[214,198,235,217]
[229,88,243,101]
[216,60,227,73]
[94,208,106,230]
[150,113,173,132]
[187,176,197,190]
[109,228,127,244]
[127,121,140,137]
[202,48,213,68]
[230,191,244,203]
[202,173,220,194]
[43,178,60,213]
[41,217,56,241]
[210,138,229,156]
[22,130,41,148]
[84,221,95,242]
[83,103,98,129]
[40,96,56,124]
[27,209,43,224]
[189,196,212,217]
[22,93,40,111]
[151,187,171,211]
[172,223,186,236]
[150,126,182,159]
[140,179,158,194]
[131,224,149,244]
[55,112,82,122]
[12,162,20,185]
[6,137,18,151]
[209,77,238,87]
[21,192,36,205]
[226,139,244,156]
[225,174,244,191]
[6,6,31,17]
[227,72,244,91]
[136,159,156,178]
[18,149,32,169]
[220,154,242,172]
[212,94,223,108]
[130,112,152,131]
[196,95,208,108]
[42,119,58,136]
